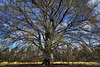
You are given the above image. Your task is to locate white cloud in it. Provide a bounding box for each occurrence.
[83,24,93,31]
[88,0,100,7]
[56,22,68,30]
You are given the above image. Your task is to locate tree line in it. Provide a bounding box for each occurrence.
[0,44,100,62]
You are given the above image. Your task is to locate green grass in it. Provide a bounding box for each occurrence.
[0,62,100,67]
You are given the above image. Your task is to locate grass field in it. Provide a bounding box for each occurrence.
[0,62,100,67]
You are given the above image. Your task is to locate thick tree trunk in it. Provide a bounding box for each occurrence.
[42,58,50,65]
[42,50,51,65]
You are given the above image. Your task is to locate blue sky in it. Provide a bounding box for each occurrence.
[0,0,100,50]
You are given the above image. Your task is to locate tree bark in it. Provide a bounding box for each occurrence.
[42,57,50,65]
[42,50,51,65]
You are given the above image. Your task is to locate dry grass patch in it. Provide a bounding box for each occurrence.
[0,62,100,66]
[52,62,100,66]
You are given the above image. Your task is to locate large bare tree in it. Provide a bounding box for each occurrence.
[0,0,100,65]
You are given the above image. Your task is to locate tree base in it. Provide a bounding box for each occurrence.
[42,58,50,66]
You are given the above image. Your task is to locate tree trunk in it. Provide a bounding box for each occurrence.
[42,57,50,65]
[42,50,51,65]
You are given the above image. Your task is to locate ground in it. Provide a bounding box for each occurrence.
[0,64,100,67]
[0,62,100,67]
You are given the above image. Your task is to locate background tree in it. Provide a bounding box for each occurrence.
[0,0,100,65]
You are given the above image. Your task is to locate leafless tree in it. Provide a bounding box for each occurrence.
[0,0,100,65]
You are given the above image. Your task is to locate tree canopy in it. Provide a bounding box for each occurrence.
[0,0,100,65]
